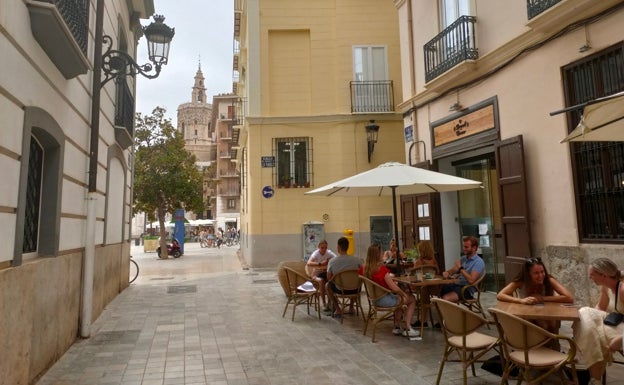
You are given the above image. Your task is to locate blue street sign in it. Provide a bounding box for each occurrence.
[262,186,274,198]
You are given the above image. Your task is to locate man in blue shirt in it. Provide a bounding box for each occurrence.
[441,236,485,303]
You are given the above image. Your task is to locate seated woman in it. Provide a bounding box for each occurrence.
[410,240,440,327]
[360,244,419,338]
[573,258,624,385]
[383,239,405,274]
[497,256,573,333]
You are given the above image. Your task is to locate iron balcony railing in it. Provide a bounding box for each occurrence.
[39,0,89,56]
[350,80,394,113]
[527,0,563,19]
[424,15,478,83]
[115,79,134,136]
[234,97,247,126]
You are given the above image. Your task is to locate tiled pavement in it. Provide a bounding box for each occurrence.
[36,243,624,385]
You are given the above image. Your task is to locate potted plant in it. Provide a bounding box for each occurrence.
[143,235,159,252]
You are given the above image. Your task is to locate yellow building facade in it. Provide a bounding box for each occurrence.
[234,0,405,267]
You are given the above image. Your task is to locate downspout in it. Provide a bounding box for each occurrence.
[407,0,416,96]
[81,0,104,338]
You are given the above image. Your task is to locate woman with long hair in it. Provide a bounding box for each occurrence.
[360,244,419,338]
[413,240,440,274]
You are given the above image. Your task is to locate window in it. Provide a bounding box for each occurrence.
[563,44,624,242]
[228,199,236,209]
[440,0,471,28]
[274,137,313,188]
[353,46,387,82]
[23,137,44,254]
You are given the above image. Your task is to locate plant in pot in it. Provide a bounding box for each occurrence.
[279,175,291,188]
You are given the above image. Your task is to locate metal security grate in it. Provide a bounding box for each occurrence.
[92,330,140,345]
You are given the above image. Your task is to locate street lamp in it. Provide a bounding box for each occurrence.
[366,120,380,163]
[101,15,175,86]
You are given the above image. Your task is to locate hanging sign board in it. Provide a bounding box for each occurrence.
[433,104,495,147]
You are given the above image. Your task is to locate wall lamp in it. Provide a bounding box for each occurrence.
[366,120,380,163]
[101,15,175,86]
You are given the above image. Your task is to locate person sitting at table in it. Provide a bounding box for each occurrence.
[496,256,573,333]
[360,243,419,338]
[326,237,361,317]
[573,258,624,385]
[441,236,485,303]
[410,240,440,327]
[383,239,406,275]
[306,240,336,311]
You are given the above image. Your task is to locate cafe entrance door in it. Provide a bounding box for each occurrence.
[453,153,504,292]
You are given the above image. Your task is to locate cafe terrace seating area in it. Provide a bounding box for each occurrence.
[276,260,624,384]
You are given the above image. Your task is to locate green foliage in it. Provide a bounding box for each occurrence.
[133,107,205,235]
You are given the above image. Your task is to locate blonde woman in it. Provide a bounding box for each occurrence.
[359,244,419,338]
[413,240,440,274]
[573,258,624,385]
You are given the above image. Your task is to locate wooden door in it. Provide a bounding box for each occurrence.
[495,135,532,283]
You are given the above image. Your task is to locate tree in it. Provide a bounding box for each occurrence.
[133,107,204,258]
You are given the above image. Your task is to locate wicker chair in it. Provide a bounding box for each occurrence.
[489,307,578,385]
[327,269,364,324]
[281,265,321,321]
[459,273,489,322]
[360,275,407,342]
[432,298,500,385]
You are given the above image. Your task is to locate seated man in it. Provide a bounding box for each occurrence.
[306,240,336,311]
[441,236,485,303]
[326,237,361,317]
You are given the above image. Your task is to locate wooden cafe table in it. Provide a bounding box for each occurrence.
[492,301,580,322]
[392,275,459,338]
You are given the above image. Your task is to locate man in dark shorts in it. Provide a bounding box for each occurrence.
[306,240,336,311]
[441,235,485,302]
[326,237,362,317]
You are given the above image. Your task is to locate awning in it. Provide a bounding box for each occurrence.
[552,92,624,143]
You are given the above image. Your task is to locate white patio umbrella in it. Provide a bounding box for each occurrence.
[305,162,482,254]
[559,91,624,142]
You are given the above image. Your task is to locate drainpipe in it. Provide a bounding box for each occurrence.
[81,0,104,338]
[407,0,416,96]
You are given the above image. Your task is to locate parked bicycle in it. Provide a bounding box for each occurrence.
[129,255,139,283]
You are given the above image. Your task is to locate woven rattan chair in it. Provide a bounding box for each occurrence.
[489,307,578,385]
[432,298,500,385]
[281,265,321,321]
[411,265,439,325]
[360,275,407,343]
[328,269,364,324]
[459,273,489,322]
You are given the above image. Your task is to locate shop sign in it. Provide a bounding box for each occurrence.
[433,104,495,147]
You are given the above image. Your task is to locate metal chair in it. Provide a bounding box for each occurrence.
[489,307,578,385]
[432,298,500,385]
[281,265,321,321]
[360,275,407,342]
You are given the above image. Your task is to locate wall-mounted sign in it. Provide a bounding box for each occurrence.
[433,104,495,147]
[261,156,275,168]
[404,125,414,142]
[262,186,274,198]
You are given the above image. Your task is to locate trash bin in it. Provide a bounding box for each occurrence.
[134,238,140,246]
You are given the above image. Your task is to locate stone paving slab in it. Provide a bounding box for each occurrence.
[36,243,624,384]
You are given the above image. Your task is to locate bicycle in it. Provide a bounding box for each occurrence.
[129,255,139,283]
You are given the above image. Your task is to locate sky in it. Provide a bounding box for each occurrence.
[135,0,234,123]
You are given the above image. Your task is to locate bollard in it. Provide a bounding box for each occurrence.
[343,229,354,255]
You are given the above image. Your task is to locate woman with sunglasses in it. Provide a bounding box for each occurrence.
[573,258,624,385]
[497,256,574,332]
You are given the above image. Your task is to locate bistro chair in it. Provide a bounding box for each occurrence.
[488,307,578,385]
[281,265,321,321]
[431,298,500,385]
[327,269,364,324]
[360,275,407,343]
[411,265,439,325]
[459,273,489,323]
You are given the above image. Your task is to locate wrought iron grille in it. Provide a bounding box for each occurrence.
[350,80,394,113]
[527,0,563,20]
[39,0,89,56]
[233,97,247,126]
[424,15,478,83]
[564,45,624,241]
[24,137,44,253]
[273,137,313,188]
[115,78,135,136]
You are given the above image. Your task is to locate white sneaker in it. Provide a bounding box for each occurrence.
[403,328,420,338]
[392,327,402,335]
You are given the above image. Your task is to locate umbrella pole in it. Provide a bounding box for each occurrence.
[391,186,401,276]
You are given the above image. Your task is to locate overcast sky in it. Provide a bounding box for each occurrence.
[135,0,234,123]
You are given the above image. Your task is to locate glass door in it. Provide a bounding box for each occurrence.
[454,154,503,292]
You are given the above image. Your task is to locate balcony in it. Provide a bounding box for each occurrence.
[114,79,135,149]
[27,0,90,78]
[527,0,562,19]
[234,97,247,126]
[350,81,394,113]
[219,152,232,159]
[424,15,478,83]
